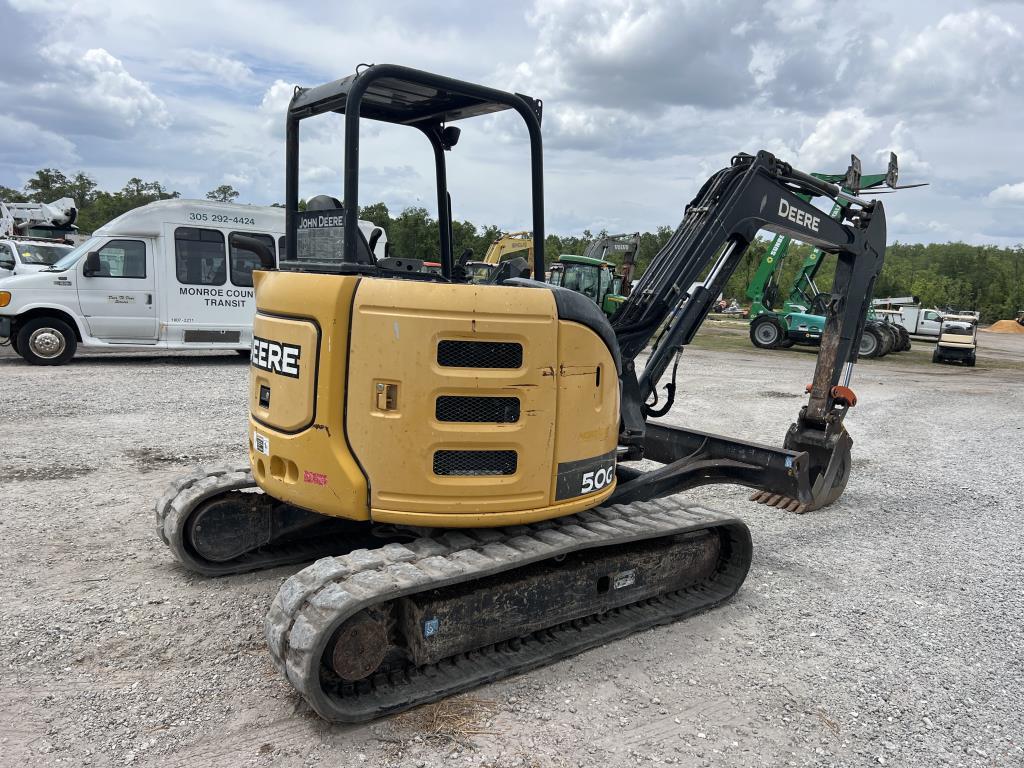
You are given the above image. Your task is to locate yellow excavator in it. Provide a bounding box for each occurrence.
[157,65,887,722]
[462,230,534,283]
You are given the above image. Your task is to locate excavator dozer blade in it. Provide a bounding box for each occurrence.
[610,423,812,508]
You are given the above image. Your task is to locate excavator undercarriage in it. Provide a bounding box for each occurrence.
[157,64,886,721]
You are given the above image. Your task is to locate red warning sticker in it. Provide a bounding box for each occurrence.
[303,471,328,486]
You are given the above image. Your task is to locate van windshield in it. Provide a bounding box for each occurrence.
[49,238,101,271]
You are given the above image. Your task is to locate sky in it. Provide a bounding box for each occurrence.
[2,0,1024,245]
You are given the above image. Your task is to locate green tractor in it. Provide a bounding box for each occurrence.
[547,253,626,316]
[746,153,923,358]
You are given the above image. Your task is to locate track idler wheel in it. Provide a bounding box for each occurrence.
[330,611,390,682]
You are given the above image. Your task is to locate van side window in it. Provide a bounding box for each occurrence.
[175,227,226,285]
[96,239,147,278]
[278,236,286,258]
[228,232,275,287]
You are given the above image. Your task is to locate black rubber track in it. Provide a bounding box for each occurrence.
[265,499,751,722]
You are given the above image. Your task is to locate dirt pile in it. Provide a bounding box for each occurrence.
[983,319,1024,334]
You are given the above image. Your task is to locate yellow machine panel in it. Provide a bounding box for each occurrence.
[552,320,619,497]
[345,279,619,526]
[250,314,318,433]
[247,272,619,528]
[247,271,370,521]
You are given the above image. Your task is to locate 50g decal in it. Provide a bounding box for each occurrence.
[555,450,617,501]
[581,466,614,494]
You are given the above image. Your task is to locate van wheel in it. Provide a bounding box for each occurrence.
[17,317,77,365]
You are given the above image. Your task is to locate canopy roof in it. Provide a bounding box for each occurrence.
[289,65,534,126]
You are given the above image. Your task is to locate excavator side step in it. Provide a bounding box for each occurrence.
[265,499,751,722]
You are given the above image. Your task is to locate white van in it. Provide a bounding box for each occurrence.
[0,237,74,279]
[0,199,385,365]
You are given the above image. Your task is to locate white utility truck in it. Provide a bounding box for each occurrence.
[0,197,77,279]
[0,199,386,365]
[932,314,978,366]
[872,297,943,339]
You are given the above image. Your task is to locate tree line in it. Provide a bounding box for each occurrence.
[0,169,240,233]
[3,169,1021,321]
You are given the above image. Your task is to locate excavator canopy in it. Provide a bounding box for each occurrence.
[284,64,545,278]
[289,69,524,125]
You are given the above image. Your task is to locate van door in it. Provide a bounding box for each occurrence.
[77,237,159,341]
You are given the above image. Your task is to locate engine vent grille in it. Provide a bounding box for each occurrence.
[436,396,520,423]
[433,450,517,476]
[437,340,522,369]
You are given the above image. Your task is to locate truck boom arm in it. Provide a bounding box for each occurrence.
[0,197,78,237]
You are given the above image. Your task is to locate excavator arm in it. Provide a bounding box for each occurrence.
[609,150,886,512]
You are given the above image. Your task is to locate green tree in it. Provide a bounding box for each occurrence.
[77,177,179,233]
[0,184,27,203]
[24,168,70,201]
[206,184,240,203]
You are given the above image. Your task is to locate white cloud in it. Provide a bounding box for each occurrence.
[765,0,833,33]
[0,114,77,166]
[259,80,296,138]
[748,42,783,88]
[77,48,170,128]
[178,51,255,87]
[2,0,1024,244]
[988,182,1024,205]
[880,10,1024,114]
[876,121,930,176]
[795,108,880,170]
[26,46,170,135]
[519,0,773,110]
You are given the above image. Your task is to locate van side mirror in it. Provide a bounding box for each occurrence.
[83,251,101,276]
[0,254,14,271]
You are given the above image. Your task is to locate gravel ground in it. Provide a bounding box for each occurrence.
[1,330,1021,768]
